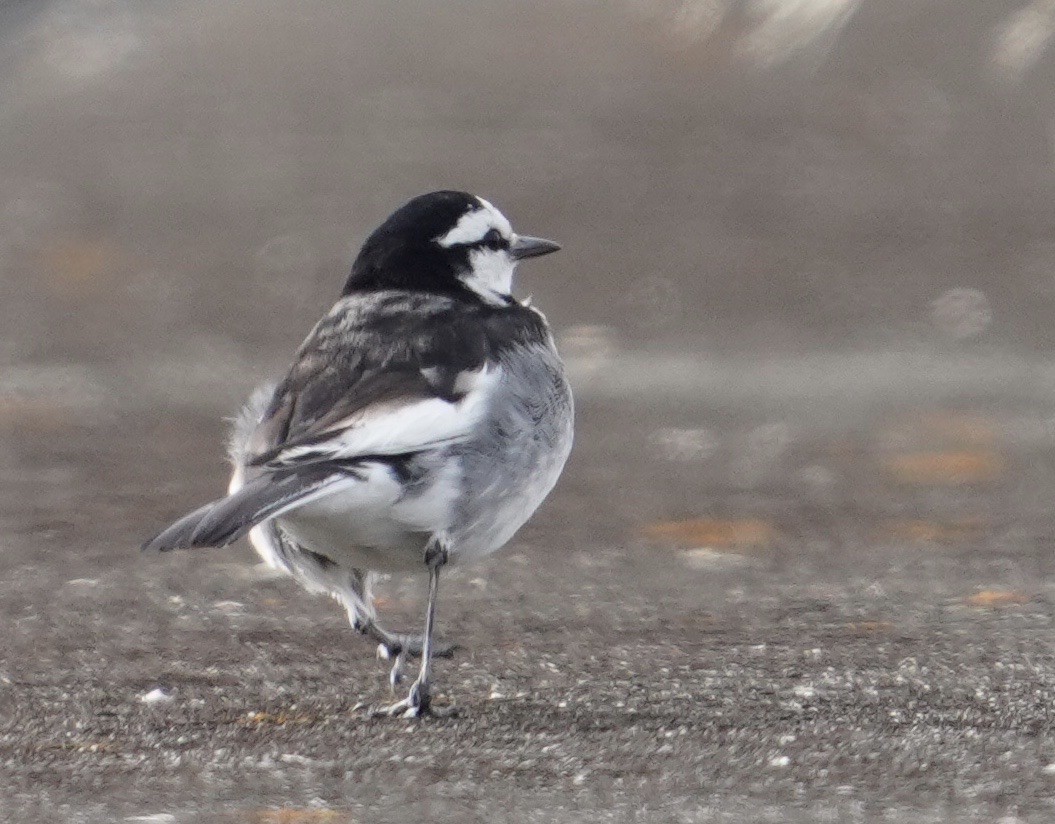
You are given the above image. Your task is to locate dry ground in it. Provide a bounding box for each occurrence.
[3,392,1055,823]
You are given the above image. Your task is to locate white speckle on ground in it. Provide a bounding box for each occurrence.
[681,547,759,570]
[140,688,174,705]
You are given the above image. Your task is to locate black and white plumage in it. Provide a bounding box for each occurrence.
[143,191,573,716]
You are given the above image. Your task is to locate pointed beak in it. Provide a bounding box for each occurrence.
[511,234,562,260]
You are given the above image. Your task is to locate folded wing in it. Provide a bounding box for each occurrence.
[144,292,506,552]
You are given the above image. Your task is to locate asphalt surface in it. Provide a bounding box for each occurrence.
[3,390,1055,824]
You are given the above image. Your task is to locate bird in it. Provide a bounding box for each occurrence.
[143,191,574,717]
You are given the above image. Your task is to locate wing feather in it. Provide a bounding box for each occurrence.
[244,292,509,469]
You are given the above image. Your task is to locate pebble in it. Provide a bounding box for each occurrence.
[140,688,174,705]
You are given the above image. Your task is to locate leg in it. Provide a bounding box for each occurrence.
[371,541,452,717]
[274,531,457,693]
[340,568,456,692]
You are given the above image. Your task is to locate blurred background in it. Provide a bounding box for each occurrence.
[6,0,1055,369]
[7,1,1055,822]
[7,0,1055,389]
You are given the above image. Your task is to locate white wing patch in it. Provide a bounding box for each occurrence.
[273,365,501,464]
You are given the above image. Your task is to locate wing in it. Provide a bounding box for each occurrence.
[143,292,554,553]
[244,291,525,469]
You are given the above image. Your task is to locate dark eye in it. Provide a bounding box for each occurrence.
[482,228,506,251]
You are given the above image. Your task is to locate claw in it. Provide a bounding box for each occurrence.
[370,679,429,717]
[370,697,427,718]
[367,687,458,719]
[388,651,406,692]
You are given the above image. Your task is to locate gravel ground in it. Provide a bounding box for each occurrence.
[3,391,1055,824]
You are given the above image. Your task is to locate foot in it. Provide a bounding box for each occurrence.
[367,680,456,718]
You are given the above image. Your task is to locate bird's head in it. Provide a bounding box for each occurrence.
[343,191,561,304]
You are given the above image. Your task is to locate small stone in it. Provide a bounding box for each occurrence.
[140,688,174,705]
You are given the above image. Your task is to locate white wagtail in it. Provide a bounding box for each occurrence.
[143,191,574,717]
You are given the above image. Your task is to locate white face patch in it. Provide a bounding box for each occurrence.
[463,247,515,302]
[434,197,518,302]
[435,197,514,248]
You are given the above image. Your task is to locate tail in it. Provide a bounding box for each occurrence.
[141,467,347,552]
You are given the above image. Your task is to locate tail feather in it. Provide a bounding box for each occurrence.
[141,500,224,553]
[142,468,345,553]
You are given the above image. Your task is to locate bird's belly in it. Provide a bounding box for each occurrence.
[276,513,428,573]
[271,458,455,574]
